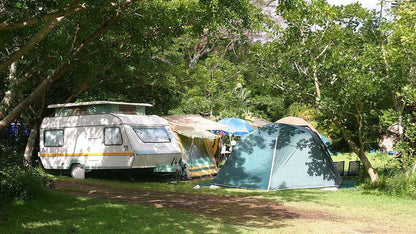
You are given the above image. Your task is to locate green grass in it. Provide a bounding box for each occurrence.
[0,191,250,234]
[2,153,416,233]
[2,179,416,233]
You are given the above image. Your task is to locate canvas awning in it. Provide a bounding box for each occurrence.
[176,130,220,140]
[163,115,228,131]
[247,117,271,129]
[276,116,319,134]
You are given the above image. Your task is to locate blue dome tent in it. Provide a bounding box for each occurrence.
[209,123,342,190]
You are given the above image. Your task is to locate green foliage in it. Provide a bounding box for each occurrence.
[0,136,50,202]
[350,152,416,199]
[0,164,48,202]
[378,1,416,175]
[251,0,390,157]
[380,82,416,173]
[363,172,416,199]
[0,132,28,157]
[383,173,416,198]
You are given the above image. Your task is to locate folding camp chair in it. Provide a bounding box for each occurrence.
[347,161,361,176]
[333,161,345,176]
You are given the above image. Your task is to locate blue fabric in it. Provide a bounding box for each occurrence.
[211,123,342,190]
[217,118,254,136]
[319,134,334,155]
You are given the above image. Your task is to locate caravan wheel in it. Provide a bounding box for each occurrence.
[70,163,85,179]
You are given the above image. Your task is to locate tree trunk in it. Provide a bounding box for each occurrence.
[0,61,17,118]
[313,64,321,101]
[344,131,379,183]
[0,65,65,132]
[23,121,40,168]
[332,117,380,183]
[357,149,379,184]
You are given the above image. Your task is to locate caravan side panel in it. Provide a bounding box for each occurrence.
[124,125,182,168]
[39,116,134,170]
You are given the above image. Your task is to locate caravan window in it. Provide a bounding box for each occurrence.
[44,129,64,147]
[104,127,123,145]
[133,127,171,143]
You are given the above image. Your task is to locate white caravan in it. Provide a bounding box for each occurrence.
[39,101,182,178]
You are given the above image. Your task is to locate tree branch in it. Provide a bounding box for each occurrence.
[0,16,65,74]
[0,8,125,132]
[0,0,141,30]
[315,42,333,60]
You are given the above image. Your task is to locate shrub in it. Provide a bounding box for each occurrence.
[0,165,48,202]
[358,153,416,199]
[384,173,416,199]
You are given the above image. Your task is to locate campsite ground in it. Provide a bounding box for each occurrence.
[2,174,416,233]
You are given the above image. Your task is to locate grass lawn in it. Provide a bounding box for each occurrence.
[2,175,416,233]
[2,152,415,233]
[1,191,244,233]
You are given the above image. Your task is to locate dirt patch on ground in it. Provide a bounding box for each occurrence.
[53,179,341,227]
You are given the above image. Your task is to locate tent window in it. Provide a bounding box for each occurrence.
[133,127,171,143]
[44,129,64,147]
[181,137,206,160]
[104,127,123,145]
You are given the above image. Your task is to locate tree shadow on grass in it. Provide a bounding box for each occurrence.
[43,179,346,231]
[2,191,245,233]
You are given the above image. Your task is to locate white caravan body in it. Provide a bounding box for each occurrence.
[39,102,182,174]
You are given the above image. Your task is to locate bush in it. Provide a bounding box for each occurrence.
[0,165,48,202]
[383,173,416,199]
[358,153,416,199]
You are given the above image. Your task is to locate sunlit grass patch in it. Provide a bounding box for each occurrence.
[1,191,242,233]
[22,220,62,229]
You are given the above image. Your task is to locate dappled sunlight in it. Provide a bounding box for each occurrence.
[4,190,241,233]
[75,196,91,202]
[41,208,53,214]
[22,220,62,229]
[3,177,416,233]
[57,175,334,204]
[100,203,127,209]
[65,206,86,211]
[52,180,327,229]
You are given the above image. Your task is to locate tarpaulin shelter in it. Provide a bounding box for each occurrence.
[276,116,319,134]
[216,117,254,136]
[247,117,271,129]
[210,123,342,190]
[163,115,228,177]
[379,123,402,153]
[164,115,229,132]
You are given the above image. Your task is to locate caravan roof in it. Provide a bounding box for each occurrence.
[48,101,152,109]
[47,101,153,117]
[41,114,169,128]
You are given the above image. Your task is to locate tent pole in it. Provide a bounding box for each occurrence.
[267,137,278,191]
